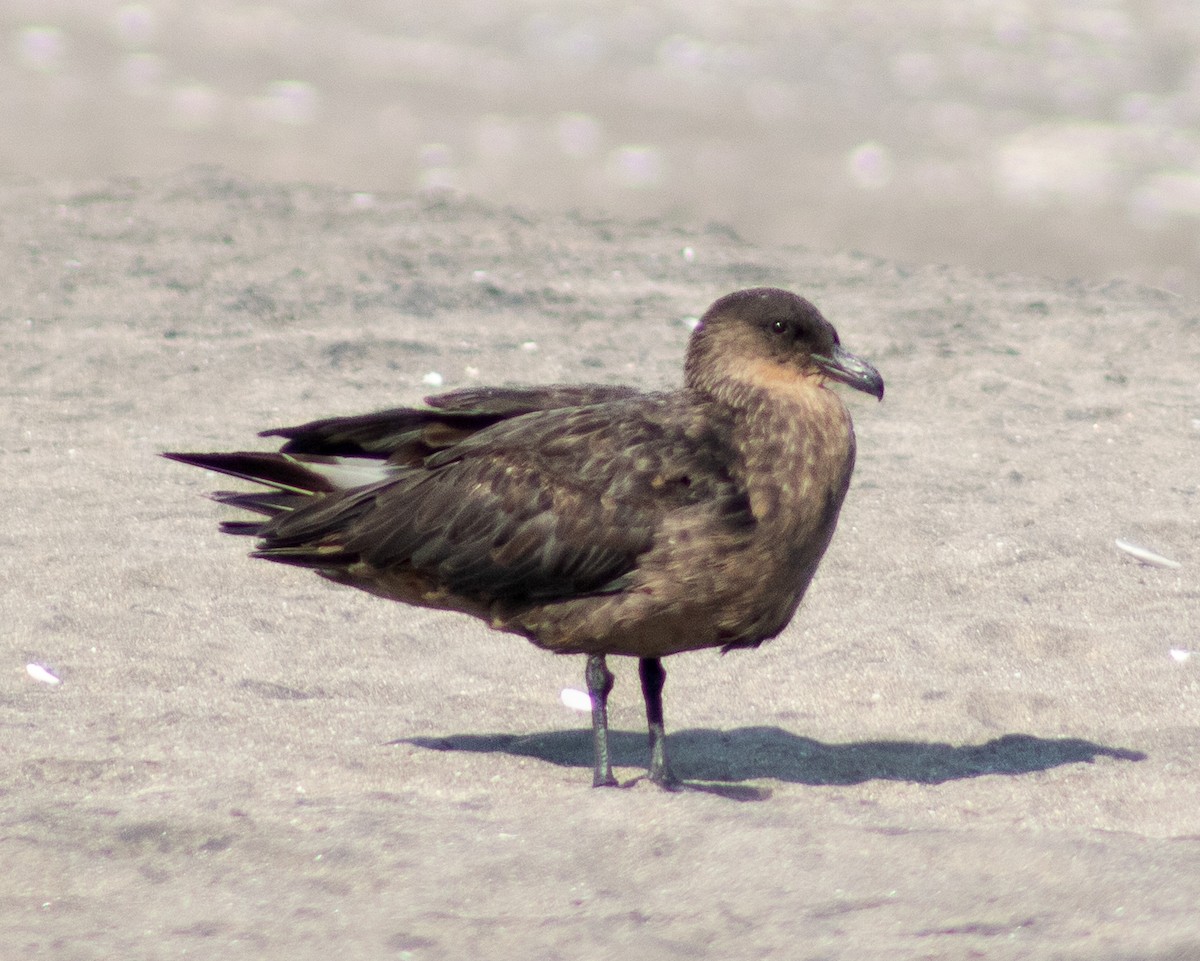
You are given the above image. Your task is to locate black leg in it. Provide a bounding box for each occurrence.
[639,657,680,788]
[585,654,618,787]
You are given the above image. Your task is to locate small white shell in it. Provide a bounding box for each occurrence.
[26,663,61,685]
[1169,649,1192,663]
[560,688,592,712]
[1114,539,1181,569]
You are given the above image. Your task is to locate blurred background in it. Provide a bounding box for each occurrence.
[5,0,1200,295]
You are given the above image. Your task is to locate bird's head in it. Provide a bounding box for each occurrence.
[684,287,884,403]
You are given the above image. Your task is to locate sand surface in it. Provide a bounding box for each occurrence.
[3,169,1199,959]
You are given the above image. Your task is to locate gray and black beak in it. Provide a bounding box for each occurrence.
[814,344,885,401]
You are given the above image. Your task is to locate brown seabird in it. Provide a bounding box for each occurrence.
[165,287,883,788]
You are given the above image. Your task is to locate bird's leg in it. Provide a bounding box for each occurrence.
[585,654,618,787]
[639,657,680,789]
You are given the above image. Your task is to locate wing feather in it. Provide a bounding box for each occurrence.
[254,394,752,603]
[261,383,640,462]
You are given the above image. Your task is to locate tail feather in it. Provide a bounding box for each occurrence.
[211,490,306,517]
[249,545,360,568]
[162,451,338,495]
[164,451,394,494]
[219,520,267,537]
[165,450,388,561]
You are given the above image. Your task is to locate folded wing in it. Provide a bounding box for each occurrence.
[171,387,751,606]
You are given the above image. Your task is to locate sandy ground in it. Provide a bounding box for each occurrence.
[3,168,1199,959]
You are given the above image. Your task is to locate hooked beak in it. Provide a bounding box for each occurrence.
[813,344,885,401]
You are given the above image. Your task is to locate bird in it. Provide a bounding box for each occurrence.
[164,287,883,789]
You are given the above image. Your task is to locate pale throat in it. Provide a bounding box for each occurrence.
[705,354,850,420]
[713,357,856,528]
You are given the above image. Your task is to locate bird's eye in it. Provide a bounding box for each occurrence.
[771,320,788,334]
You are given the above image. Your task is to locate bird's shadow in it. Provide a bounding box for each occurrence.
[396,727,1145,802]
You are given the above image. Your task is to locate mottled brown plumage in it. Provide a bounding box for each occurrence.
[165,287,883,788]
